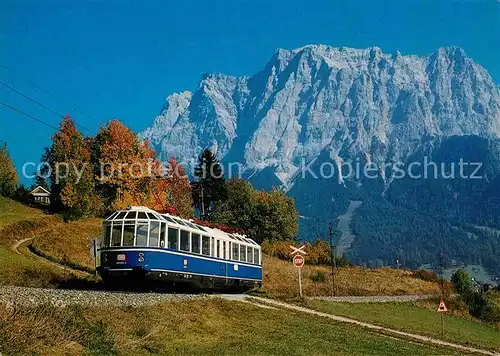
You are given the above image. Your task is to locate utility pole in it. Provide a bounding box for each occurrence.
[200,185,205,219]
[329,222,336,297]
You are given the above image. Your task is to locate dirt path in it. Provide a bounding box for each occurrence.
[12,233,92,276]
[11,236,34,254]
[250,296,499,356]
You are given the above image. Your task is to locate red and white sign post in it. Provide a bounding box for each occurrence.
[290,245,307,297]
[436,299,448,337]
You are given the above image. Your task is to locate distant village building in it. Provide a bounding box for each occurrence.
[29,186,50,205]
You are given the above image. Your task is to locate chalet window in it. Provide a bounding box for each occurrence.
[136,224,148,246]
[149,221,160,247]
[192,233,200,254]
[122,225,135,246]
[168,227,179,250]
[180,230,190,251]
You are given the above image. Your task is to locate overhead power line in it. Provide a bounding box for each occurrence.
[0,80,94,134]
[0,63,101,125]
[0,100,60,131]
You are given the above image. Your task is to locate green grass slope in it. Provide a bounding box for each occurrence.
[307,300,500,351]
[0,298,460,356]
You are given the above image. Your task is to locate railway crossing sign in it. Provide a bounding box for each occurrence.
[293,254,305,268]
[437,300,448,313]
[290,244,307,256]
[290,245,307,297]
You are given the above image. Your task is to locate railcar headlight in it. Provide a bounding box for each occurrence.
[138,252,145,262]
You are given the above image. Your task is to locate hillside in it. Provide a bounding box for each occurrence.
[0,297,460,356]
[1,198,498,355]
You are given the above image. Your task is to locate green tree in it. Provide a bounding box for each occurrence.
[0,142,18,197]
[214,179,299,243]
[46,116,101,220]
[253,189,299,243]
[451,269,472,295]
[192,149,226,220]
[213,179,258,232]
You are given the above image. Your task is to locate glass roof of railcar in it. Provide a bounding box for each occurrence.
[104,206,259,246]
[105,206,166,222]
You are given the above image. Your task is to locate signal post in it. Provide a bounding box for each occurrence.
[290,244,307,297]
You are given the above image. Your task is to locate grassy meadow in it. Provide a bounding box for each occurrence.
[0,298,463,356]
[306,299,500,352]
[0,196,46,229]
[262,255,440,298]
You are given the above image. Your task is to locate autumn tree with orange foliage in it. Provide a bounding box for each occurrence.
[90,119,156,211]
[46,116,101,220]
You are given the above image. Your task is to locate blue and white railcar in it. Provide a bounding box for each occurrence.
[97,206,262,290]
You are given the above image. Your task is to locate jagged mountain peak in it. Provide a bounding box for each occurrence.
[141,45,500,184]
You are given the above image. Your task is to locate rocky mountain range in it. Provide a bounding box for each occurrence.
[141,45,500,273]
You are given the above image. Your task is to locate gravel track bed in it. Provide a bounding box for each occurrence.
[0,286,230,308]
[308,294,433,303]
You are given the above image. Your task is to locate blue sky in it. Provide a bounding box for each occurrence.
[1,0,499,184]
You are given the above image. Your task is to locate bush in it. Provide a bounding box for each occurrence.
[413,269,439,282]
[311,271,326,283]
[463,291,500,324]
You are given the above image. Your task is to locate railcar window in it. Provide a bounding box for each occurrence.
[104,224,112,247]
[111,223,122,246]
[247,246,253,263]
[191,233,200,253]
[149,221,160,247]
[216,240,220,258]
[115,211,127,219]
[137,212,147,219]
[254,249,260,265]
[160,223,166,247]
[124,211,136,219]
[122,225,135,246]
[105,212,117,220]
[136,223,148,246]
[239,245,246,262]
[164,216,175,223]
[201,236,209,255]
[223,241,227,259]
[195,224,206,232]
[232,243,239,260]
[211,237,214,256]
[180,230,190,251]
[168,227,178,249]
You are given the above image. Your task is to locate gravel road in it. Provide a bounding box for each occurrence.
[308,294,434,303]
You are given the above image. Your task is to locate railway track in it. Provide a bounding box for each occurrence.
[0,285,247,308]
